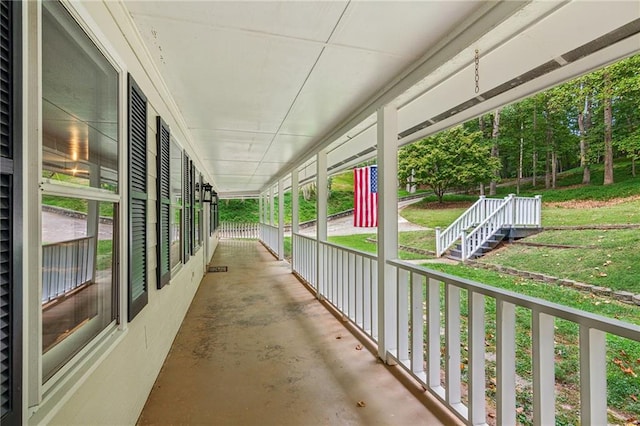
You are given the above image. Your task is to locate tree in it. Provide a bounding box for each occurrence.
[398,127,499,203]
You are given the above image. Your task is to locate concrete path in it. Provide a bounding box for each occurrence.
[298,196,428,237]
[138,240,457,426]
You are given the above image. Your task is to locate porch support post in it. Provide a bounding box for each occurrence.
[269,185,275,226]
[291,170,299,234]
[259,193,263,224]
[278,178,284,260]
[377,102,398,363]
[291,169,299,272]
[316,150,328,299]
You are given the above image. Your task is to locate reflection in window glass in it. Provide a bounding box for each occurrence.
[41,197,117,381]
[170,139,182,269]
[42,1,119,191]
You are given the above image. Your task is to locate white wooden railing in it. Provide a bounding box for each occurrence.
[42,236,95,304]
[259,223,279,255]
[219,221,259,239]
[292,233,317,289]
[437,195,542,259]
[318,241,379,342]
[387,259,640,425]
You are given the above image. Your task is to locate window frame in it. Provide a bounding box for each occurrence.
[33,0,128,400]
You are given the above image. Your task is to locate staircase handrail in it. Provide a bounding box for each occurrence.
[436,196,504,256]
[461,195,514,260]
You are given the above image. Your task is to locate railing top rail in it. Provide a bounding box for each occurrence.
[388,258,640,341]
[441,197,485,234]
[43,235,94,248]
[260,223,278,230]
[465,197,511,238]
[292,232,316,242]
[319,239,378,262]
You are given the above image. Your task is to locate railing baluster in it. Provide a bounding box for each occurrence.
[445,285,462,409]
[532,309,555,426]
[496,300,516,426]
[397,268,409,364]
[355,255,363,327]
[468,291,486,425]
[427,278,441,392]
[579,326,607,425]
[371,260,378,341]
[363,257,371,334]
[411,272,425,380]
[348,252,356,320]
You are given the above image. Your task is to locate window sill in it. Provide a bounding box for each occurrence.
[29,325,127,424]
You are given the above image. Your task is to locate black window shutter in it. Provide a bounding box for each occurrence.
[156,117,170,288]
[190,161,195,254]
[128,75,148,321]
[183,153,190,262]
[1,1,21,423]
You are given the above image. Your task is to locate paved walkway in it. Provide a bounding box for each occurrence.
[138,240,456,426]
[298,197,428,237]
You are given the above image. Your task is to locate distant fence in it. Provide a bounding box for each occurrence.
[219,222,259,239]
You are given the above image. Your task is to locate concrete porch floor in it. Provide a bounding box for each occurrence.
[138,240,457,425]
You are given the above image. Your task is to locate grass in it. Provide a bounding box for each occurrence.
[421,263,640,423]
[482,229,640,293]
[493,160,640,202]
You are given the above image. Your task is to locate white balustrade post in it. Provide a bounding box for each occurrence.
[479,195,486,221]
[377,102,398,363]
[579,326,607,425]
[435,226,441,257]
[292,169,299,271]
[532,310,555,426]
[535,194,542,227]
[508,193,516,228]
[316,150,328,299]
[269,186,275,226]
[278,179,284,260]
[460,230,467,260]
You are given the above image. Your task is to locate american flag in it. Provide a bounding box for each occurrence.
[353,165,377,227]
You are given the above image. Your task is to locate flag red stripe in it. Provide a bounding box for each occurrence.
[354,166,377,227]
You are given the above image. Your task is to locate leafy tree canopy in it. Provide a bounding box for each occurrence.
[398,126,500,202]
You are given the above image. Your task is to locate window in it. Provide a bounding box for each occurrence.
[127,75,148,320]
[41,0,119,381]
[156,117,170,288]
[170,139,182,269]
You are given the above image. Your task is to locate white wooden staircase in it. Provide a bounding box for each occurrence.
[436,194,542,261]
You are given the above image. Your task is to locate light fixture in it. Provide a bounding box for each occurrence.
[202,182,213,202]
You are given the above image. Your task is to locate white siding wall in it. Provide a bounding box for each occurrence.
[27,1,219,424]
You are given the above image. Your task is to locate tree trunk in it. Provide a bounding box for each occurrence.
[551,150,557,189]
[603,71,614,185]
[489,109,501,195]
[633,158,636,177]
[545,124,552,189]
[518,120,523,194]
[532,107,537,187]
[578,95,592,185]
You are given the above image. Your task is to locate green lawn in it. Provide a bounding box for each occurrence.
[421,263,640,423]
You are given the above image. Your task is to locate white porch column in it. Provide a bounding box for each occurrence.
[269,185,275,226]
[377,102,398,363]
[278,178,284,260]
[316,150,328,299]
[259,193,263,224]
[291,169,299,272]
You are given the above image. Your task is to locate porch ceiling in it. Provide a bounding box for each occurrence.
[123,1,640,198]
